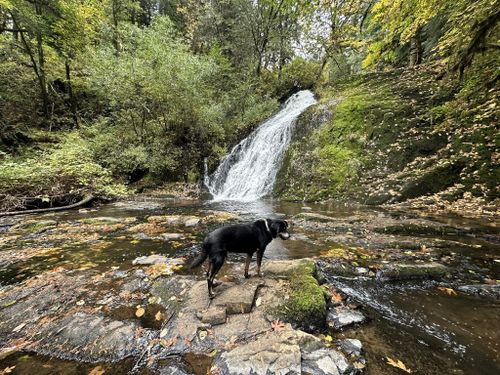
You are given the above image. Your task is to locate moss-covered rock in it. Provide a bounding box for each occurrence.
[269,260,327,332]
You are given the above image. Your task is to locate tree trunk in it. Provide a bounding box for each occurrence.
[65,60,79,127]
[409,29,422,67]
[34,2,50,120]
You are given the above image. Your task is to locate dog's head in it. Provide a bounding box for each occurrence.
[265,218,290,240]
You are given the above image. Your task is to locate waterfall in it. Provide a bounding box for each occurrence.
[206,90,317,201]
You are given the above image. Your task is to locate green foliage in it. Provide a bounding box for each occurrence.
[0,132,126,205]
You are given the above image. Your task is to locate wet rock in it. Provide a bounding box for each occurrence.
[159,233,184,241]
[200,306,227,325]
[302,348,350,375]
[184,218,200,227]
[294,212,336,222]
[212,326,351,375]
[79,216,135,224]
[132,233,154,240]
[32,312,145,361]
[112,201,162,210]
[214,279,264,314]
[457,284,500,298]
[212,327,302,375]
[157,364,191,375]
[338,338,363,356]
[262,259,316,278]
[355,267,369,275]
[381,262,449,280]
[132,254,169,265]
[327,307,366,330]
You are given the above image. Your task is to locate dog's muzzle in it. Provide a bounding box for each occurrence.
[279,232,290,240]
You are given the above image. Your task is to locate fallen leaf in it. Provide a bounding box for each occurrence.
[271,319,286,331]
[255,297,262,307]
[1,366,15,374]
[159,338,177,348]
[386,357,412,373]
[155,311,162,321]
[329,288,343,303]
[159,328,169,338]
[76,300,85,306]
[437,287,457,296]
[88,365,105,375]
[324,335,333,342]
[12,323,26,332]
[135,307,145,318]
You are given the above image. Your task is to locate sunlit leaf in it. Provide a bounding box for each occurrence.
[386,357,412,373]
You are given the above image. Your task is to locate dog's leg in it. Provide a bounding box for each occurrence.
[206,261,212,278]
[256,250,264,277]
[208,254,225,299]
[244,253,252,278]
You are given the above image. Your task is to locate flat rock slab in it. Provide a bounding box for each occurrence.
[327,308,367,330]
[262,259,314,278]
[133,254,169,265]
[214,279,264,314]
[31,312,145,362]
[201,306,227,325]
[159,233,184,241]
[380,262,449,280]
[458,284,500,298]
[212,326,351,375]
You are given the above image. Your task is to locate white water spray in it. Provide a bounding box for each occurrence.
[205,90,316,201]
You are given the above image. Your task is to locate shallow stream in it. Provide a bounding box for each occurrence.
[0,197,498,374]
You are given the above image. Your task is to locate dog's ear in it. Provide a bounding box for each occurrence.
[284,220,289,228]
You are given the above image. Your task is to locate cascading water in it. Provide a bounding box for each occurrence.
[205,90,317,201]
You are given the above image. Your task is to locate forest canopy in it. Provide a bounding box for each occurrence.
[0,0,498,210]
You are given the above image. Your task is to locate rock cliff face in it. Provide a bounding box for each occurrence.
[274,66,499,217]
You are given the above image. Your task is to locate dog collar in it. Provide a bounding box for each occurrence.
[261,219,271,233]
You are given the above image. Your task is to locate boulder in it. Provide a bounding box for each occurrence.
[327,308,366,330]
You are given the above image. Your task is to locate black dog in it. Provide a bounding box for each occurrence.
[190,218,290,298]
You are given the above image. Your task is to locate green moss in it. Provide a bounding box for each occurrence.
[273,261,327,331]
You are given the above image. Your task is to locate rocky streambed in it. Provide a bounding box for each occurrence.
[0,197,498,374]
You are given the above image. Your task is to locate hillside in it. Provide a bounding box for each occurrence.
[275,64,499,217]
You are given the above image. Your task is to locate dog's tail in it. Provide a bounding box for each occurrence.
[189,243,209,269]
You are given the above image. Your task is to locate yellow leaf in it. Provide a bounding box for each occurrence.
[437,287,457,296]
[88,365,105,375]
[386,357,412,373]
[324,335,333,342]
[135,307,145,318]
[155,311,162,321]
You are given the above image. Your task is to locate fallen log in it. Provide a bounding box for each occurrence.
[0,194,94,217]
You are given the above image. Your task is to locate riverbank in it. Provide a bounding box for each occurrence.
[274,65,499,218]
[1,197,498,374]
